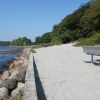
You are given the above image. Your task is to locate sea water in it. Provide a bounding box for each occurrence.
[0,46,21,72]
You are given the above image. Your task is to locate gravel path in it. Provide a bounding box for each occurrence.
[34,43,100,100]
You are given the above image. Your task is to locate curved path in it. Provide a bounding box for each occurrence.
[34,43,100,100]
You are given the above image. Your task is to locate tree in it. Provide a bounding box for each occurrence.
[35,36,42,44]
[11,37,32,46]
[0,41,10,46]
[35,1,100,44]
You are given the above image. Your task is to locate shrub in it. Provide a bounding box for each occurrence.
[61,36,71,44]
[30,47,37,53]
[75,32,100,46]
[51,37,61,43]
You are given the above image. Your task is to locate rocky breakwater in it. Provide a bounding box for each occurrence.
[0,48,30,100]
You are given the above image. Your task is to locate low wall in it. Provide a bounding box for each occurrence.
[24,53,38,100]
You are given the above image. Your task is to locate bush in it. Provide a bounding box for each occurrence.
[30,46,38,53]
[61,36,71,44]
[75,32,100,46]
[30,49,36,53]
[60,30,75,44]
[51,37,61,43]
[17,91,23,100]
[31,45,42,49]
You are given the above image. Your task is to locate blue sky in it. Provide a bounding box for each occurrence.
[0,0,90,41]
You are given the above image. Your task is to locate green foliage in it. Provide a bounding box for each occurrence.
[40,42,62,47]
[35,32,52,44]
[30,47,36,53]
[51,36,61,43]
[30,49,36,53]
[35,1,100,46]
[11,37,32,46]
[31,42,61,50]
[17,91,23,100]
[80,2,100,33]
[60,30,72,43]
[35,36,42,44]
[41,32,52,43]
[17,94,22,100]
[75,33,100,46]
[31,44,42,49]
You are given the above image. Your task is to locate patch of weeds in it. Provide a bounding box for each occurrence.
[30,48,36,53]
[17,90,23,100]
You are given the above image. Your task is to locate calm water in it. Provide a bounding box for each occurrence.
[0,46,21,72]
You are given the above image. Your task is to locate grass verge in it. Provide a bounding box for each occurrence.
[74,33,100,46]
[30,42,62,53]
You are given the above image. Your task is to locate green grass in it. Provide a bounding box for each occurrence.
[16,90,23,100]
[30,42,62,53]
[74,33,100,46]
[30,48,36,53]
[17,95,22,100]
[31,44,42,49]
[30,44,42,53]
[40,42,62,47]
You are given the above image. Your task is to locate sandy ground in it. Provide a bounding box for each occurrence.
[34,43,100,100]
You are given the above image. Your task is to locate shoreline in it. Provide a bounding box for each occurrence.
[0,47,30,99]
[0,47,24,73]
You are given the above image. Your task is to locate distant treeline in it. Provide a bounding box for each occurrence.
[0,41,10,46]
[0,37,32,46]
[11,37,32,46]
[35,0,100,44]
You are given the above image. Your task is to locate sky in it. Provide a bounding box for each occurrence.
[0,0,90,42]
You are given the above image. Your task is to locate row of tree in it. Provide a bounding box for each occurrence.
[35,0,100,44]
[0,41,10,46]
[0,37,32,46]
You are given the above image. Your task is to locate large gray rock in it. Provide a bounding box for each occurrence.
[0,78,17,89]
[11,85,24,97]
[18,82,25,89]
[13,69,26,82]
[11,82,24,97]
[11,88,21,97]
[0,87,9,99]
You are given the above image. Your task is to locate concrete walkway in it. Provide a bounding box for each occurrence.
[34,43,100,100]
